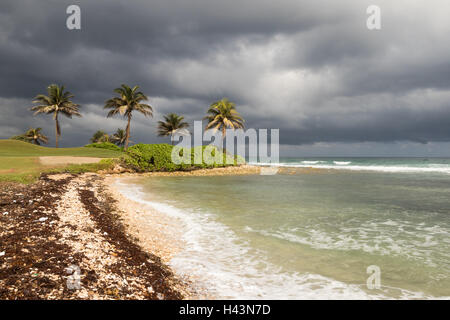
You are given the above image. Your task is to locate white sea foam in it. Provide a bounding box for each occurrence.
[254,162,450,174]
[113,179,445,300]
[333,161,351,165]
[249,220,450,270]
[301,161,324,165]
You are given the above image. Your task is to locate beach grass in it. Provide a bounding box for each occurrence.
[0,139,121,183]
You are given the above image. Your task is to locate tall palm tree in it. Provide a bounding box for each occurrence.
[110,128,127,147]
[90,130,109,143]
[31,84,81,148]
[157,113,190,145]
[204,98,244,140]
[104,84,153,151]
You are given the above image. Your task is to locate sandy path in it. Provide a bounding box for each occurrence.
[39,156,103,166]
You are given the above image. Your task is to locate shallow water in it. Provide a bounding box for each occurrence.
[117,160,450,299]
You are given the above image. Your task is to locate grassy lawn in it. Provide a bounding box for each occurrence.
[0,140,122,183]
[0,140,122,157]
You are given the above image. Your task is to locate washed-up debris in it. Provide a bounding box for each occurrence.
[0,173,188,300]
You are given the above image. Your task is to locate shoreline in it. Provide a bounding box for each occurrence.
[2,165,449,299]
[104,176,212,299]
[102,164,266,299]
[0,165,261,299]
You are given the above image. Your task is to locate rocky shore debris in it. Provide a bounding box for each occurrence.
[0,174,186,299]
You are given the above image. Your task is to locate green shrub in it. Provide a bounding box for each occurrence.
[85,142,123,152]
[123,143,179,172]
[122,143,244,172]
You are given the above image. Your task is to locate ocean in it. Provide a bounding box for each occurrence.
[116,157,450,299]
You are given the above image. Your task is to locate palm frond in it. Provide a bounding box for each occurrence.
[204,98,245,136]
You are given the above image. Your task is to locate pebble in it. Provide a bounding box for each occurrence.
[0,251,5,256]
[2,212,8,215]
[38,217,48,222]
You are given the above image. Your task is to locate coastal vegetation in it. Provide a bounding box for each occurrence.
[110,128,127,147]
[122,143,242,172]
[104,84,153,151]
[90,130,110,143]
[11,128,49,145]
[89,128,128,147]
[204,98,244,138]
[30,84,81,148]
[157,113,190,145]
[2,82,247,183]
[0,139,243,183]
[85,141,123,152]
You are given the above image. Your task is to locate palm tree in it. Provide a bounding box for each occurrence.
[90,130,109,143]
[204,98,244,140]
[11,128,49,145]
[104,84,153,151]
[31,84,81,148]
[110,128,128,147]
[23,128,49,145]
[157,113,190,145]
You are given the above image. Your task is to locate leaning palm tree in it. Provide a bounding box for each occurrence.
[104,84,153,151]
[157,113,190,145]
[110,128,127,147]
[30,84,81,148]
[204,98,244,140]
[90,130,109,143]
[23,128,49,145]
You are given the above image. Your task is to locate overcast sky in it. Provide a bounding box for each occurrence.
[1,0,450,156]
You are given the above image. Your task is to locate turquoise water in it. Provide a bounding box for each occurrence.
[118,158,450,299]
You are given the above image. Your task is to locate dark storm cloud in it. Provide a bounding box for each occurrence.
[1,0,450,151]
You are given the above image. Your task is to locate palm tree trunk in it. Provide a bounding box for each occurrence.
[55,116,59,148]
[124,115,131,151]
[222,127,226,153]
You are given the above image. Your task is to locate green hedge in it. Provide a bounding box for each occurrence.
[122,143,244,172]
[85,142,123,152]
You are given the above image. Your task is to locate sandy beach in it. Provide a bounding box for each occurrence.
[0,165,261,299]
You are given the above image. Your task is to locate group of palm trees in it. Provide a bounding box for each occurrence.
[15,83,245,151]
[89,128,127,147]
